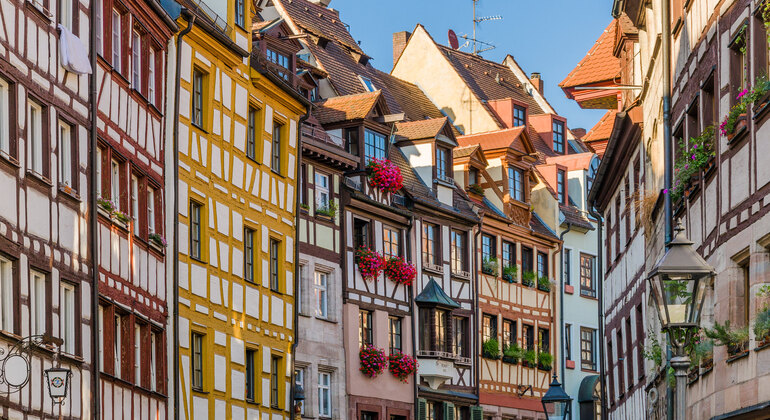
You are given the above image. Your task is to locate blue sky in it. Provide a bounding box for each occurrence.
[330,0,614,132]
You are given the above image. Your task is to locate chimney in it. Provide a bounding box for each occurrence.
[530,72,544,94]
[392,31,411,68]
[572,128,587,139]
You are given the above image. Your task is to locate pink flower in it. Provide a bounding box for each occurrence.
[737,88,748,100]
[663,189,669,194]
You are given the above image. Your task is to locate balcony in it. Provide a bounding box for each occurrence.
[423,261,443,274]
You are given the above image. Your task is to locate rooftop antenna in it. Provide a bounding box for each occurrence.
[472,0,501,55]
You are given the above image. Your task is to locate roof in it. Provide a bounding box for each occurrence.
[545,152,597,171]
[453,145,479,159]
[276,0,363,54]
[482,198,507,219]
[559,20,621,88]
[578,375,601,403]
[457,127,529,154]
[415,279,460,308]
[585,110,618,142]
[530,212,559,240]
[312,91,382,125]
[373,70,447,122]
[394,118,448,141]
[560,204,595,231]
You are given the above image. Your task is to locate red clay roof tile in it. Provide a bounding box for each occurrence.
[313,91,382,125]
[559,20,621,88]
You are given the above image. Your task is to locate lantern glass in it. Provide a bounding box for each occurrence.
[650,272,710,328]
[541,375,571,420]
[542,401,569,420]
[45,367,71,400]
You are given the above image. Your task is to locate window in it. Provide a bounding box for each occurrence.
[244,228,255,282]
[95,0,103,55]
[190,201,203,260]
[450,230,465,272]
[315,172,330,210]
[353,218,370,249]
[481,234,495,263]
[502,241,516,268]
[131,174,139,235]
[553,120,565,154]
[508,167,524,201]
[580,254,596,297]
[58,120,73,188]
[131,31,141,88]
[297,264,305,315]
[147,187,156,234]
[563,249,571,286]
[315,271,328,318]
[359,310,373,347]
[362,411,378,420]
[344,127,359,156]
[27,100,44,175]
[134,324,141,385]
[422,223,439,265]
[150,331,158,392]
[538,327,550,352]
[266,49,290,80]
[453,316,467,357]
[96,147,103,197]
[436,147,449,181]
[31,270,46,336]
[513,105,526,127]
[114,314,122,378]
[192,69,204,127]
[502,319,515,349]
[247,106,257,160]
[565,324,572,361]
[98,306,104,368]
[60,282,76,355]
[111,10,122,71]
[148,49,156,105]
[363,130,386,164]
[383,226,400,258]
[435,309,448,352]
[110,159,121,206]
[318,372,331,417]
[270,356,280,408]
[245,349,256,401]
[419,308,430,351]
[272,122,282,172]
[270,239,280,292]
[581,327,596,371]
[587,157,599,198]
[537,252,548,278]
[192,332,204,390]
[359,76,375,91]
[235,0,245,27]
[557,169,566,204]
[521,246,533,273]
[0,78,8,155]
[482,314,497,342]
[730,28,748,103]
[0,257,13,332]
[523,324,534,350]
[616,329,625,392]
[294,369,305,415]
[389,316,402,354]
[469,167,478,185]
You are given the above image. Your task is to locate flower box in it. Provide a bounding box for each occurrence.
[367,158,403,194]
[359,345,388,378]
[384,257,416,285]
[355,247,385,282]
[703,156,717,179]
[700,357,713,372]
[727,113,748,143]
[482,339,501,360]
[388,352,418,383]
[687,367,699,385]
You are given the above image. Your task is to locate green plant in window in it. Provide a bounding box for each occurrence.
[537,351,553,371]
[482,257,498,275]
[521,270,536,287]
[753,308,770,344]
[537,276,552,292]
[704,320,749,355]
[502,265,518,283]
[522,349,537,367]
[316,201,338,219]
[482,338,501,359]
[468,183,484,195]
[502,343,522,364]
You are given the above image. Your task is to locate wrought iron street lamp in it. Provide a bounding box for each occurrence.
[541,374,572,420]
[44,367,71,403]
[647,223,714,420]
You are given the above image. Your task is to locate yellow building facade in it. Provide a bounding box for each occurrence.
[172,4,305,419]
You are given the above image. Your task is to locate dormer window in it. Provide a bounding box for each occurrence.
[553,120,565,154]
[363,129,386,164]
[359,76,376,92]
[469,167,479,185]
[513,105,526,127]
[266,48,291,80]
[436,147,450,182]
[508,167,524,202]
[557,169,566,204]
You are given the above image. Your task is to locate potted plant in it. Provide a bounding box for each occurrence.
[522,271,536,287]
[482,338,501,360]
[719,90,749,141]
[384,257,416,286]
[316,201,338,219]
[705,320,749,358]
[537,351,553,371]
[112,210,131,226]
[482,257,498,276]
[753,308,770,348]
[388,351,418,383]
[359,345,388,378]
[148,233,167,249]
[643,335,664,370]
[522,349,537,368]
[537,276,551,292]
[367,158,403,194]
[299,202,310,211]
[747,75,770,115]
[692,339,714,372]
[468,183,484,195]
[502,265,518,283]
[502,343,522,364]
[355,247,385,282]
[97,196,115,214]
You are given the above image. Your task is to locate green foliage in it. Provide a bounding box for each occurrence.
[522,271,536,287]
[667,366,677,389]
[704,320,749,350]
[754,307,770,342]
[671,126,716,203]
[482,257,498,275]
[468,183,484,195]
[482,339,500,359]
[643,334,663,368]
[538,351,553,371]
[502,343,522,363]
[690,339,713,367]
[537,276,551,292]
[299,202,309,210]
[316,201,338,218]
[523,349,537,366]
[502,265,518,283]
[757,284,770,299]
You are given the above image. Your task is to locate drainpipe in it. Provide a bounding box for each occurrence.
[558,223,573,395]
[172,11,195,420]
[473,219,482,405]
[587,207,605,420]
[89,0,100,415]
[407,215,418,412]
[662,0,673,246]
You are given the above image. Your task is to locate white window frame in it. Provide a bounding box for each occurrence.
[318,371,331,417]
[147,187,155,234]
[314,271,328,319]
[114,314,122,378]
[359,75,375,92]
[61,282,75,355]
[96,148,103,197]
[0,256,13,332]
[148,49,156,105]
[58,0,73,32]
[59,120,72,187]
[0,78,9,155]
[112,10,122,71]
[111,159,120,207]
[27,100,43,174]
[131,174,139,235]
[95,0,103,55]
[131,30,141,88]
[315,172,329,210]
[150,331,157,391]
[30,270,46,336]
[134,324,141,385]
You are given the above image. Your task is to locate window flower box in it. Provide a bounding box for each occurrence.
[355,247,385,282]
[522,349,537,368]
[502,344,522,364]
[537,351,552,371]
[388,351,418,383]
[149,233,167,251]
[537,276,552,292]
[366,158,403,194]
[359,345,387,378]
[468,183,484,196]
[482,338,501,360]
[384,257,416,286]
[521,271,536,287]
[481,257,498,276]
[502,265,518,283]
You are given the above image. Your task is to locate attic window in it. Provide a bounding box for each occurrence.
[359,76,376,92]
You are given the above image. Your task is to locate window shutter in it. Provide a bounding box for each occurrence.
[443,402,455,420]
[417,398,428,420]
[470,406,483,420]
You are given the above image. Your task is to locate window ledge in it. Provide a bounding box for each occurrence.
[0,151,20,171]
[25,1,52,23]
[58,185,81,204]
[26,170,53,190]
[271,168,286,179]
[59,352,84,365]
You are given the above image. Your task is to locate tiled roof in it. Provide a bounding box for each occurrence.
[394,118,448,141]
[457,127,528,153]
[559,20,621,88]
[436,45,545,116]
[584,110,618,142]
[453,145,479,159]
[277,0,363,54]
[313,91,382,125]
[373,70,447,121]
[531,212,559,240]
[545,152,596,171]
[559,204,595,231]
[528,127,557,163]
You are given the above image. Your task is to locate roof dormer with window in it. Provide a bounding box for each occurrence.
[529,114,569,155]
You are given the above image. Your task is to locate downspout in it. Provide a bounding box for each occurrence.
[473,219,482,403]
[89,0,100,415]
[558,223,573,392]
[587,207,605,420]
[407,215,417,411]
[173,12,195,420]
[662,0,673,246]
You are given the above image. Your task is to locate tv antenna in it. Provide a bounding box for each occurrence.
[471,0,502,55]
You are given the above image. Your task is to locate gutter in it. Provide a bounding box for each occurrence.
[407,214,418,412]
[473,218,482,405]
[89,0,100,415]
[662,0,673,247]
[587,206,606,420]
[172,11,196,420]
[558,222,572,390]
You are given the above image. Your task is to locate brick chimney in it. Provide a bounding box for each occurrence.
[530,72,544,94]
[572,128,587,139]
[393,31,411,67]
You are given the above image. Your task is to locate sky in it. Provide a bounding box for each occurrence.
[329,0,614,132]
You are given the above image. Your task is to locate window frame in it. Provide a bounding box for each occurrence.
[383,226,401,259]
[513,105,526,127]
[436,146,450,181]
[580,253,597,298]
[111,9,122,72]
[502,318,516,349]
[501,241,516,269]
[244,227,255,282]
[130,173,140,236]
[247,105,258,160]
[131,30,142,89]
[30,269,47,336]
[245,348,257,402]
[315,171,330,211]
[191,332,204,390]
[363,129,386,164]
[234,0,246,28]
[422,222,439,266]
[318,371,332,417]
[508,166,524,202]
[0,256,14,333]
[58,119,75,189]
[389,316,402,354]
[270,238,280,292]
[453,316,467,357]
[192,69,205,128]
[450,230,466,273]
[482,313,497,342]
[270,355,281,408]
[314,271,328,319]
[190,201,203,261]
[557,169,566,204]
[580,327,596,371]
[27,99,45,176]
[553,120,565,154]
[0,77,10,157]
[359,309,373,347]
[60,281,77,355]
[272,122,283,173]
